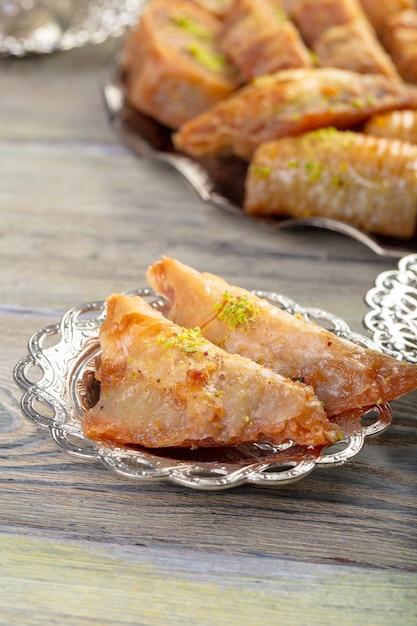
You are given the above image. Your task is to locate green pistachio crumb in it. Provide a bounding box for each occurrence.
[332,174,344,187]
[304,161,322,181]
[309,51,319,66]
[274,7,287,21]
[252,165,271,177]
[159,327,205,354]
[172,15,213,40]
[214,291,260,330]
[351,97,365,109]
[187,42,226,72]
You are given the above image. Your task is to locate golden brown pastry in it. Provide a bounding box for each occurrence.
[358,0,417,83]
[357,0,415,39]
[82,293,338,448]
[313,19,401,80]
[173,67,417,159]
[287,0,400,80]
[222,0,272,27]
[185,0,234,20]
[285,0,365,46]
[219,0,312,82]
[383,10,417,85]
[364,109,417,144]
[121,0,240,129]
[147,257,417,417]
[244,128,417,239]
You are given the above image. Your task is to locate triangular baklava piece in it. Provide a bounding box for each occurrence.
[82,293,338,449]
[147,257,417,417]
[173,67,417,159]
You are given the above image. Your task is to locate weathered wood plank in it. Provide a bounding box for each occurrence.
[0,39,120,143]
[1,534,416,626]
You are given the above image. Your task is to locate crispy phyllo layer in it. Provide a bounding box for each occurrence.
[222,0,274,27]
[363,109,417,144]
[147,257,417,417]
[244,128,417,238]
[358,0,417,83]
[286,0,400,79]
[313,19,401,79]
[173,67,417,159]
[219,0,312,82]
[383,10,417,85]
[121,0,239,129]
[357,0,415,37]
[285,0,365,46]
[82,293,338,448]
[185,0,234,20]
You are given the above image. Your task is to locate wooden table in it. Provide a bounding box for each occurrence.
[1,37,416,626]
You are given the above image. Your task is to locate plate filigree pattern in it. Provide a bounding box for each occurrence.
[364,254,417,363]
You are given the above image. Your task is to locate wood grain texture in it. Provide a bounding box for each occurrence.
[1,33,416,625]
[1,534,416,626]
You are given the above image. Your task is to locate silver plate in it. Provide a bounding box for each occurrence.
[14,289,392,490]
[364,253,417,363]
[0,1,144,56]
[103,80,417,260]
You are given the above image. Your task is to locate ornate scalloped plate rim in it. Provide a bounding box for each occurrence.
[364,253,417,363]
[13,289,392,491]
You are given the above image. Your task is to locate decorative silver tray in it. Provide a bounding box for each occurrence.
[14,289,392,490]
[103,80,417,260]
[364,253,417,363]
[0,1,143,56]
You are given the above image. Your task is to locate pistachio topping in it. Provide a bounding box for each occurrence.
[214,291,260,330]
[187,42,227,72]
[158,327,205,354]
[304,160,322,182]
[171,15,213,41]
[274,7,287,22]
[252,165,271,177]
